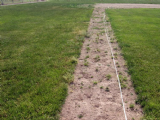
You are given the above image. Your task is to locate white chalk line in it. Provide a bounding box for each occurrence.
[103,13,128,120]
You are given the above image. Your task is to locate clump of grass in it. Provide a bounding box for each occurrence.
[119,75,127,89]
[110,40,114,43]
[121,83,127,89]
[97,49,100,52]
[63,72,74,84]
[100,86,103,89]
[105,87,110,92]
[95,68,98,72]
[114,47,117,50]
[94,55,100,62]
[93,81,98,85]
[106,74,111,80]
[129,104,135,110]
[86,47,90,52]
[84,62,89,66]
[70,56,78,64]
[96,39,99,44]
[85,55,89,59]
[114,53,118,56]
[85,32,90,38]
[78,114,83,119]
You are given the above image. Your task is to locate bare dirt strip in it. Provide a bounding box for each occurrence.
[60,4,160,120]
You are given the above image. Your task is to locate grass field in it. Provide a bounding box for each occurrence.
[1,0,160,5]
[49,0,160,4]
[0,0,40,5]
[106,9,160,119]
[0,3,93,119]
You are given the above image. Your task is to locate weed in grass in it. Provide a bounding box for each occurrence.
[87,44,90,46]
[106,74,111,80]
[91,76,93,78]
[132,118,135,120]
[105,87,110,92]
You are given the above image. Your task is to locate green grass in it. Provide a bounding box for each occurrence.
[49,0,160,4]
[1,0,39,5]
[106,8,160,119]
[1,0,160,5]
[0,2,93,119]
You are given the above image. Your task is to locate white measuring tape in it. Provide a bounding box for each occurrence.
[103,13,128,120]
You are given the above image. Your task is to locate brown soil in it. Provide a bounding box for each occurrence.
[60,4,160,120]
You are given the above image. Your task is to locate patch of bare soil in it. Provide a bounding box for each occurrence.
[60,4,160,120]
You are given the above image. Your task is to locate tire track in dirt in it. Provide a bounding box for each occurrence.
[60,4,160,120]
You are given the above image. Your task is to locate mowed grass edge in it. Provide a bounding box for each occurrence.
[0,3,93,119]
[106,9,160,119]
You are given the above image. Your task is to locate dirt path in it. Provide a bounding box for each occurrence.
[60,4,160,120]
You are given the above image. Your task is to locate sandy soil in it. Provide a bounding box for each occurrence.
[60,4,160,120]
